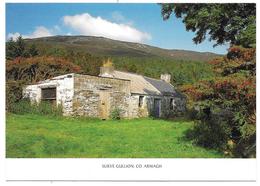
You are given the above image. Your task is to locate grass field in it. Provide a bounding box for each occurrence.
[6,114,225,158]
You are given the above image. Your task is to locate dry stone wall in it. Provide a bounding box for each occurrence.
[130,94,186,118]
[73,74,131,118]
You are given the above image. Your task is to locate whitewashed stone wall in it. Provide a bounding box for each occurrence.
[23,84,41,103]
[23,74,74,116]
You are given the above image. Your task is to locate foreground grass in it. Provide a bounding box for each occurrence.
[6,114,225,158]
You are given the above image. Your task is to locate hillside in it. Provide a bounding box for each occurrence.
[25,35,221,62]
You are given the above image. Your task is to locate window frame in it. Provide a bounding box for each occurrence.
[41,87,57,101]
[138,96,144,108]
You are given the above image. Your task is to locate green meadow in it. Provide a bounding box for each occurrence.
[6,114,225,158]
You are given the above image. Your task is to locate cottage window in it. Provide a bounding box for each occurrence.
[170,98,174,110]
[41,87,56,100]
[139,96,144,107]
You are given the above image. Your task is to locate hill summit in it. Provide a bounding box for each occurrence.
[26,35,221,62]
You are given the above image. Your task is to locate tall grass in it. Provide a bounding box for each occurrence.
[9,99,63,117]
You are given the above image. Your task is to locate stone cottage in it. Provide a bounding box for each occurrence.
[23,66,186,119]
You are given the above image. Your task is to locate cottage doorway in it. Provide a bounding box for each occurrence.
[154,99,161,118]
[99,91,110,119]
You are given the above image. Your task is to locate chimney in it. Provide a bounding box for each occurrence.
[100,66,115,77]
[160,74,171,83]
[99,58,114,78]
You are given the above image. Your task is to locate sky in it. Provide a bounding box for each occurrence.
[6,3,229,54]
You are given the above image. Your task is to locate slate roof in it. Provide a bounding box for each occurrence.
[100,70,183,97]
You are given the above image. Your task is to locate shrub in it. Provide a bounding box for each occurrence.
[233,132,256,158]
[186,107,199,120]
[185,114,231,150]
[10,98,32,114]
[6,56,82,84]
[110,107,122,120]
[6,80,25,112]
[184,101,256,157]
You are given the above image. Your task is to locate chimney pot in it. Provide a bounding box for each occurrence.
[160,74,171,83]
[99,66,115,77]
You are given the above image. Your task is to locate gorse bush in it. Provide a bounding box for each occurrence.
[10,99,63,117]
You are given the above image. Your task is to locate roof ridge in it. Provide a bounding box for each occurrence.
[143,75,163,82]
[114,70,142,77]
[114,70,165,83]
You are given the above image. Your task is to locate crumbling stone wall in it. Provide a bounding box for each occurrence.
[127,95,149,118]
[159,96,186,118]
[24,73,186,119]
[73,74,131,118]
[109,91,131,118]
[129,94,186,118]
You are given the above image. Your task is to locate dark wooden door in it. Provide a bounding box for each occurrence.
[154,99,161,118]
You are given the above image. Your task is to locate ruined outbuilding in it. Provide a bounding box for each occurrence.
[24,65,186,119]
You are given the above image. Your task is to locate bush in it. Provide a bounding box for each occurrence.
[6,80,25,112]
[233,132,256,158]
[185,104,256,158]
[110,107,122,120]
[185,115,231,150]
[10,98,32,114]
[10,99,63,117]
[186,107,199,120]
[184,105,234,151]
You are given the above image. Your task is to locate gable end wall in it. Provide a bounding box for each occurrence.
[73,74,131,118]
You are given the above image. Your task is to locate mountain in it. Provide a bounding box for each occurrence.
[25,35,221,62]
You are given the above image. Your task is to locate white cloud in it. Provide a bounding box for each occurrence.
[63,13,151,43]
[8,26,53,40]
[7,32,21,40]
[23,26,53,38]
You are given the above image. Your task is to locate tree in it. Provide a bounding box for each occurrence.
[161,4,256,157]
[161,4,256,47]
[15,36,28,58]
[6,38,17,60]
[28,44,39,57]
[6,36,39,59]
[181,47,256,157]
[6,56,82,83]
